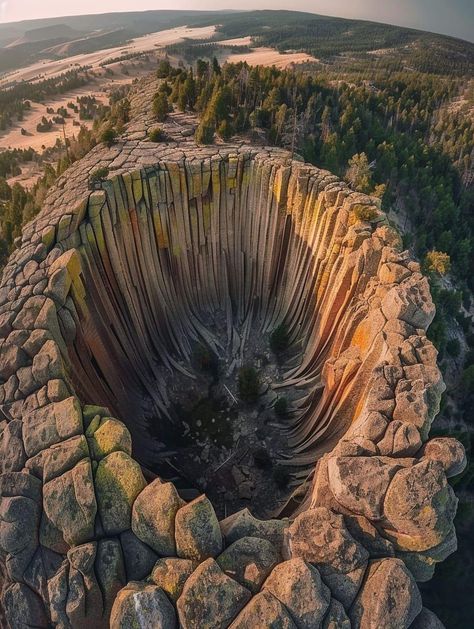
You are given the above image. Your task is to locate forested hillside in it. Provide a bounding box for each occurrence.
[200,11,474,76]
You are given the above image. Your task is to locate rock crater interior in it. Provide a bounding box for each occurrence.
[0,80,466,629]
[67,154,387,515]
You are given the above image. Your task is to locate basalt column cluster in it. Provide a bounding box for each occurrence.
[0,88,466,628]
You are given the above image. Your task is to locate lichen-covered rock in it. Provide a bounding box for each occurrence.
[383,459,457,551]
[344,514,395,558]
[229,590,297,628]
[95,451,146,535]
[350,558,422,628]
[217,536,280,593]
[322,598,351,628]
[263,558,330,628]
[110,582,177,629]
[132,479,184,555]
[150,557,196,602]
[43,459,96,546]
[287,508,369,574]
[87,416,132,459]
[420,437,467,478]
[4,582,48,628]
[95,538,127,621]
[327,456,402,520]
[120,530,158,582]
[175,495,223,561]
[177,558,251,629]
[220,508,288,550]
[22,396,83,458]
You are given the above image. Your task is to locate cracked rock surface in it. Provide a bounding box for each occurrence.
[0,75,466,628]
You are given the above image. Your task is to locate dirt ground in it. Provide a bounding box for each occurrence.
[225,47,317,69]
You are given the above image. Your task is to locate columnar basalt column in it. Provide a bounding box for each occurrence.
[0,80,465,628]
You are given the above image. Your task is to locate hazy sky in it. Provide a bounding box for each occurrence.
[0,0,473,42]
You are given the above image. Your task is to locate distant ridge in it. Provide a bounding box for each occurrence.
[5,24,84,49]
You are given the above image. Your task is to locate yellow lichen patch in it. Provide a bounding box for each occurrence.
[95,451,146,535]
[88,417,132,459]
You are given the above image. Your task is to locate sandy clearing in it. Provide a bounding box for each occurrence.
[217,36,253,47]
[0,83,111,152]
[0,57,156,153]
[225,47,317,69]
[0,25,217,88]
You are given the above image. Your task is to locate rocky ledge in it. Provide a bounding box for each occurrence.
[0,76,466,628]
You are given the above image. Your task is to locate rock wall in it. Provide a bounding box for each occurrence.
[0,77,466,628]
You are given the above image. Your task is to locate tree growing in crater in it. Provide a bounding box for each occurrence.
[274,397,288,418]
[270,323,290,355]
[238,366,260,403]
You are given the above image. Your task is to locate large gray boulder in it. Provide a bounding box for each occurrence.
[350,558,422,628]
[177,558,251,629]
[216,536,280,593]
[110,582,177,629]
[229,590,297,628]
[263,558,330,628]
[132,479,184,555]
[175,495,223,561]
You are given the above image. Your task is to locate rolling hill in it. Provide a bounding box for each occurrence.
[0,10,473,77]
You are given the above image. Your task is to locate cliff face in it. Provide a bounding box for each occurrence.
[0,78,466,628]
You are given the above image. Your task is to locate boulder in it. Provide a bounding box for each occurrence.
[322,598,351,628]
[132,479,184,555]
[220,508,288,550]
[95,451,146,535]
[217,536,280,593]
[150,557,196,602]
[421,437,467,478]
[287,508,368,574]
[350,558,422,628]
[88,416,132,459]
[177,558,251,629]
[263,558,330,628]
[95,538,127,621]
[377,420,422,457]
[120,530,158,581]
[110,582,177,629]
[4,582,49,629]
[229,591,296,628]
[327,456,401,519]
[383,460,457,551]
[43,459,96,546]
[175,495,223,561]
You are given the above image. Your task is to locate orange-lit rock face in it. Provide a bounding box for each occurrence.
[0,80,465,627]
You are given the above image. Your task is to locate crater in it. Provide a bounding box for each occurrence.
[60,152,397,517]
[0,132,462,628]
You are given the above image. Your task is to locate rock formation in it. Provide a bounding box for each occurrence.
[0,77,466,628]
